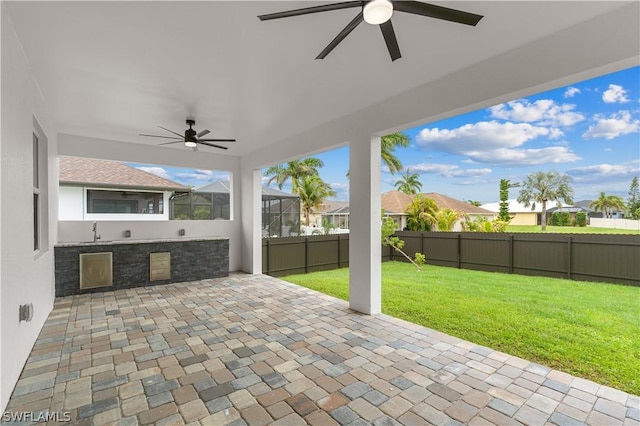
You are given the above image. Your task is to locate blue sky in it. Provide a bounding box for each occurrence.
[131,66,639,204]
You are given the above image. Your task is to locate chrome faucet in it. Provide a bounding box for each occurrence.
[92,221,101,242]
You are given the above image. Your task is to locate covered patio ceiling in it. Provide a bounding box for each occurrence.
[5,1,639,159]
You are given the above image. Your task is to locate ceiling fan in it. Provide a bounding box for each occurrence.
[258,0,483,62]
[139,119,235,150]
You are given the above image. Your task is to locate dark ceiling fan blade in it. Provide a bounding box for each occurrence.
[197,129,211,138]
[158,140,184,146]
[139,134,182,140]
[380,20,401,61]
[394,1,483,26]
[316,11,364,60]
[198,141,229,150]
[258,1,362,21]
[158,126,185,138]
[198,138,236,143]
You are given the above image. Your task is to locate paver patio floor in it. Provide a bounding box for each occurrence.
[4,273,639,425]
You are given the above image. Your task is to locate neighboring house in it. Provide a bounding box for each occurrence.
[574,200,624,219]
[481,199,573,225]
[262,186,301,237]
[546,205,591,223]
[171,181,300,232]
[59,157,189,221]
[171,180,232,220]
[313,191,494,232]
[310,201,350,229]
[481,199,541,225]
[383,191,494,231]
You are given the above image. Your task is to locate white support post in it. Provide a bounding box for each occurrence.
[240,163,262,274]
[348,135,381,315]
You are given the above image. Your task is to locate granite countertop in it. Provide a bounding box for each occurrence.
[55,236,229,247]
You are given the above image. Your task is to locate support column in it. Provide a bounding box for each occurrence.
[349,135,381,314]
[240,163,262,274]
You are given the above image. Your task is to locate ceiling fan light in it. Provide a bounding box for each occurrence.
[184,141,197,148]
[363,0,393,25]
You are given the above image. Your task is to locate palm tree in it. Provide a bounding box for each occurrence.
[435,209,461,231]
[381,132,410,174]
[297,175,336,226]
[264,158,324,192]
[590,192,626,218]
[405,194,438,231]
[517,170,574,231]
[394,169,422,194]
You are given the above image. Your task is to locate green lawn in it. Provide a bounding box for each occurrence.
[282,262,640,395]
[507,224,640,234]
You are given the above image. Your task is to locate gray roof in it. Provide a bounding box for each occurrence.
[324,205,350,215]
[262,186,299,199]
[574,200,596,212]
[59,156,188,191]
[194,181,298,199]
[195,180,231,193]
[547,206,589,213]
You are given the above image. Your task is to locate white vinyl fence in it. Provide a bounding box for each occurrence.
[590,218,640,231]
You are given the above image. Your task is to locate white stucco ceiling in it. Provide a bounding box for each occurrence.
[5,1,639,159]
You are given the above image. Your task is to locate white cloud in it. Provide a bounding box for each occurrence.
[416,121,580,165]
[567,162,639,184]
[417,121,550,153]
[489,99,585,127]
[604,148,613,152]
[175,170,230,181]
[408,163,492,177]
[548,128,565,139]
[582,111,640,140]
[602,84,630,103]
[466,147,580,165]
[330,182,349,191]
[330,182,349,200]
[563,87,581,98]
[137,166,171,180]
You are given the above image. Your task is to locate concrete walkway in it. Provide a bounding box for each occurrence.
[4,274,639,425]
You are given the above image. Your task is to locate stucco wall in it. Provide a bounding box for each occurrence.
[59,184,172,221]
[57,135,243,272]
[1,6,58,411]
[510,213,539,226]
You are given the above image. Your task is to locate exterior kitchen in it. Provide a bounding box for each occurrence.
[56,156,234,296]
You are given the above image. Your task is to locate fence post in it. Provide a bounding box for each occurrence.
[457,233,461,269]
[304,237,309,274]
[265,238,270,275]
[421,232,425,257]
[509,234,514,274]
[337,235,341,269]
[567,236,572,279]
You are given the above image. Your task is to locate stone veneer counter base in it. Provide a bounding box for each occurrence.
[54,238,229,296]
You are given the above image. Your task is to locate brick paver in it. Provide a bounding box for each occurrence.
[2,273,637,425]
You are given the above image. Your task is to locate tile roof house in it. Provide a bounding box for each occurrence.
[59,157,189,221]
[383,190,495,231]
[316,191,494,231]
[481,199,573,226]
[59,156,189,190]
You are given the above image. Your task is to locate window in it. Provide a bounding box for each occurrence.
[32,123,48,254]
[87,190,164,214]
[33,134,40,250]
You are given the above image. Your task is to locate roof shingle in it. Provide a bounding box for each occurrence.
[382,190,493,214]
[59,156,188,191]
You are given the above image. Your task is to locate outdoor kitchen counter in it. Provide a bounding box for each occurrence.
[55,236,229,247]
[54,237,229,296]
